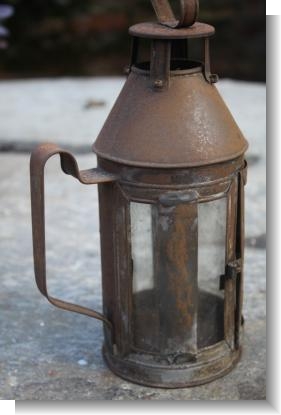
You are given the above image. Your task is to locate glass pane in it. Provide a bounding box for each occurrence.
[130,202,158,352]
[197,198,227,348]
[130,202,154,293]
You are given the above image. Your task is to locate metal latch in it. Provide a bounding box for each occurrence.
[220,259,242,290]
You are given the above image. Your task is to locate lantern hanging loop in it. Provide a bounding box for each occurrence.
[151,0,199,28]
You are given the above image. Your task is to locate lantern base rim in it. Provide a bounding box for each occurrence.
[102,343,242,389]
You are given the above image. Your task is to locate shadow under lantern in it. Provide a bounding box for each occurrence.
[30,0,248,388]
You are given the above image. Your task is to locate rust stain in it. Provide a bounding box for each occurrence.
[165,204,197,330]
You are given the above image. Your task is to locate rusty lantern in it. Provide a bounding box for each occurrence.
[30,0,248,388]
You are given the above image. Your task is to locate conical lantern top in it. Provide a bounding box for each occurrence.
[93,0,248,168]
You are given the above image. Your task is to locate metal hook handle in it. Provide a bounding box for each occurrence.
[30,143,118,331]
[151,0,199,28]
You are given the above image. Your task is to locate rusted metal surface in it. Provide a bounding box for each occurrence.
[129,22,215,40]
[95,0,247,168]
[99,156,245,189]
[235,164,247,348]
[150,40,171,90]
[30,143,117,330]
[157,192,198,357]
[151,0,199,28]
[97,159,247,387]
[103,339,242,389]
[98,181,117,350]
[30,148,247,388]
[31,1,248,388]
[224,179,238,350]
[93,68,248,167]
[204,37,219,84]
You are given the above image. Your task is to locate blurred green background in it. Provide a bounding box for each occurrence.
[0,0,265,81]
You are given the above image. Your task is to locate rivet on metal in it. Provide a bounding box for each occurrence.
[124,66,131,76]
[154,79,164,89]
[204,38,219,84]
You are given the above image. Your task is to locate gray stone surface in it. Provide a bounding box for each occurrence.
[0,78,124,151]
[0,78,266,400]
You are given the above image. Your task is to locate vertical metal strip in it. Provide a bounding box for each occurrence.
[129,37,139,72]
[114,186,132,356]
[224,179,238,350]
[156,191,198,358]
[150,40,171,90]
[152,204,161,353]
[235,170,245,348]
[203,38,219,84]
[98,182,117,349]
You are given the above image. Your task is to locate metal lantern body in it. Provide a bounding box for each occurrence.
[31,16,248,388]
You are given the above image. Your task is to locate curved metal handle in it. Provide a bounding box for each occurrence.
[30,143,118,330]
[151,0,199,28]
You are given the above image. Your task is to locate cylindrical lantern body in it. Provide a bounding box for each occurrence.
[97,157,247,387]
[30,20,248,388]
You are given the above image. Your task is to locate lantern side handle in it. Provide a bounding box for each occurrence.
[30,143,117,331]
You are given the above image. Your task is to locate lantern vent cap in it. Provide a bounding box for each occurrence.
[129,21,215,40]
